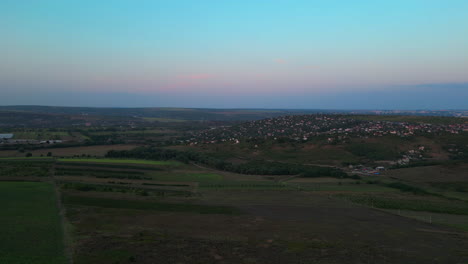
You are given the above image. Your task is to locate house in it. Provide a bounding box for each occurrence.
[0,134,13,139]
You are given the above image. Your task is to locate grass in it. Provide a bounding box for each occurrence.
[62,194,242,215]
[264,146,358,165]
[57,162,163,170]
[76,249,135,264]
[337,193,468,215]
[55,167,145,175]
[384,209,468,232]
[0,160,52,177]
[293,182,396,192]
[12,131,69,140]
[60,182,190,196]
[0,182,66,264]
[200,180,293,190]
[0,157,54,160]
[89,129,173,135]
[58,158,182,166]
[150,172,223,182]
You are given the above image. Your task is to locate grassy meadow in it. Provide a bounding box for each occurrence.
[0,182,66,264]
[58,158,182,166]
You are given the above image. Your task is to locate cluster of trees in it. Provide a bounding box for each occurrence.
[106,147,348,178]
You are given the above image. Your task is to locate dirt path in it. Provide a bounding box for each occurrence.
[51,163,74,264]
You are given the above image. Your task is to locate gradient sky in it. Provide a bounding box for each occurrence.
[1,0,467,109]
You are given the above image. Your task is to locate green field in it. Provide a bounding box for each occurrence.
[293,182,396,192]
[200,180,292,190]
[150,172,223,182]
[336,193,468,215]
[63,194,242,215]
[0,157,54,160]
[58,158,182,166]
[383,209,468,232]
[88,129,172,135]
[0,182,66,264]
[12,131,69,140]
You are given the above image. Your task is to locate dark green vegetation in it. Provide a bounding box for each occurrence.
[60,182,192,196]
[0,182,66,264]
[106,147,348,177]
[1,154,468,263]
[63,194,242,215]
[337,193,468,215]
[58,158,182,166]
[0,160,52,178]
[57,161,164,170]
[346,142,400,160]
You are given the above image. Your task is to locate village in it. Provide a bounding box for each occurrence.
[188,114,467,145]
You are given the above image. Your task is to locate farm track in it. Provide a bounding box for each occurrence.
[264,158,338,168]
[51,163,74,264]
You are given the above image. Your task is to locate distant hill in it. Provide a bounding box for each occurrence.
[0,105,466,122]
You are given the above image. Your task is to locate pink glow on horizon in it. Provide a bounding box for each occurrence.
[274,59,287,64]
[177,74,214,80]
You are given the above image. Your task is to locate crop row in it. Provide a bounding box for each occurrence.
[60,182,191,197]
[57,162,163,171]
[337,194,468,215]
[55,167,145,175]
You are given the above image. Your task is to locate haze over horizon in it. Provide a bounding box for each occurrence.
[2,1,468,109]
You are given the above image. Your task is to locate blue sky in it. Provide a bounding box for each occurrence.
[1,0,467,109]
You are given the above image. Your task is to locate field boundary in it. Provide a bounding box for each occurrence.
[51,164,74,264]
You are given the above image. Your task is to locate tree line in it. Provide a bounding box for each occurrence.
[106,146,348,178]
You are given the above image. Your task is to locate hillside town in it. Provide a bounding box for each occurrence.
[188,115,467,145]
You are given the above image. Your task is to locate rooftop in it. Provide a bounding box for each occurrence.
[0,133,14,139]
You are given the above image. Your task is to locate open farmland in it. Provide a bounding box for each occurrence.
[1,155,467,263]
[0,144,141,158]
[46,157,468,263]
[384,164,468,182]
[0,111,467,263]
[58,158,182,166]
[12,131,70,140]
[0,182,66,264]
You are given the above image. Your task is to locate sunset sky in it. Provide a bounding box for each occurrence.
[1,0,467,109]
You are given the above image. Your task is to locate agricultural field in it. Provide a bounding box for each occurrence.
[0,159,53,180]
[45,157,468,263]
[0,153,467,263]
[0,182,66,264]
[12,131,69,140]
[58,158,182,166]
[384,164,468,182]
[0,144,141,158]
[0,111,467,263]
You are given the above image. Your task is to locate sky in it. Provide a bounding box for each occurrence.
[1,0,467,109]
